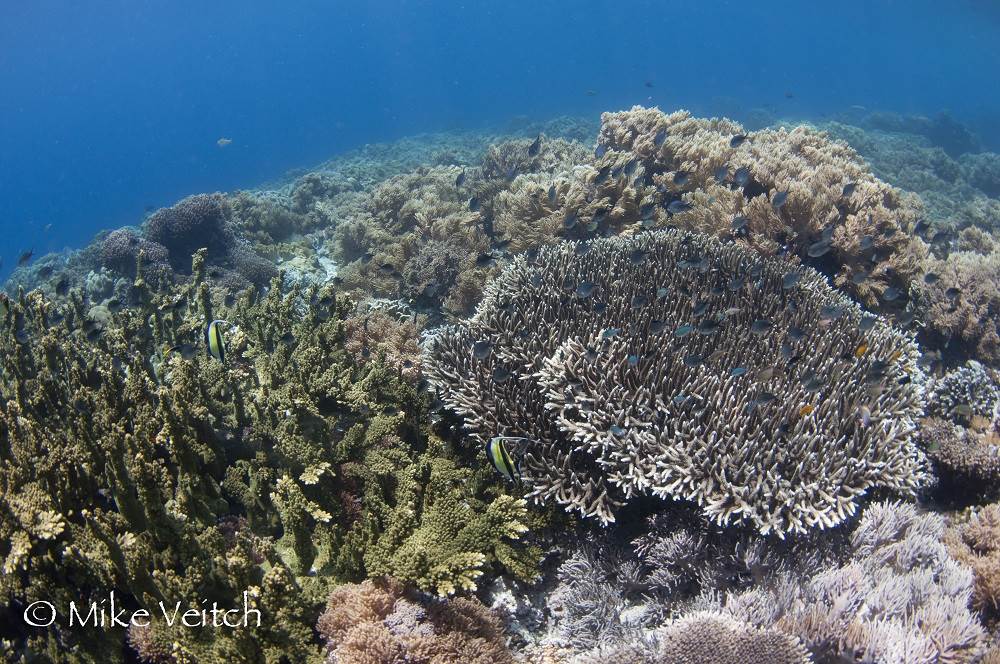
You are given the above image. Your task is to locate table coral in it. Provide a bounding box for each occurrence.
[424,229,926,536]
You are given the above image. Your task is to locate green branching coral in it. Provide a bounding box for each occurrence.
[0,251,536,661]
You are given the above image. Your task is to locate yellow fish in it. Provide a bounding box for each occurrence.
[854,342,868,358]
[217,137,232,148]
[799,404,815,417]
[486,436,527,482]
[206,319,228,362]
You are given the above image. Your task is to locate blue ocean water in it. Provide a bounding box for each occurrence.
[1,0,998,280]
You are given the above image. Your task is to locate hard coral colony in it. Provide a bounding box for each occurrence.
[1,105,999,663]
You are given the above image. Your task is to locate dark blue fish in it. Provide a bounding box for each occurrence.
[594,165,612,185]
[563,212,578,230]
[640,202,656,221]
[730,134,749,148]
[882,287,902,302]
[649,319,667,334]
[469,196,481,212]
[714,165,729,183]
[595,144,607,158]
[667,200,692,214]
[601,327,620,339]
[733,167,751,187]
[627,354,639,367]
[576,282,597,298]
[683,353,706,367]
[731,215,749,232]
[674,324,694,338]
[673,171,690,186]
[859,235,875,250]
[807,240,832,258]
[610,424,627,436]
[859,315,878,332]
[629,249,647,265]
[631,295,648,309]
[782,271,802,290]
[692,300,710,317]
[654,128,667,146]
[492,366,512,383]
[819,305,846,322]
[470,341,491,360]
[750,319,772,335]
[729,366,748,377]
[772,191,789,210]
[456,170,467,187]
[575,242,591,256]
[548,184,557,204]
[624,158,639,176]
[656,287,668,298]
[842,182,857,197]
[476,252,497,267]
[698,319,721,335]
[787,326,806,341]
[923,273,940,285]
[528,135,542,157]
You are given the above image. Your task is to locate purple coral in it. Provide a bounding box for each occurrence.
[145,193,233,269]
[99,228,169,276]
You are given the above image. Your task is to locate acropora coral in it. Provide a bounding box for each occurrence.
[0,253,535,661]
[425,229,926,535]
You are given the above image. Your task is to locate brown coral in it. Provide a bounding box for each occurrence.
[596,106,928,309]
[915,248,1000,367]
[316,578,514,664]
[923,417,1000,504]
[945,503,1000,621]
[578,612,812,664]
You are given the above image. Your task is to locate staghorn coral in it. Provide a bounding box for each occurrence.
[576,611,812,664]
[945,503,1000,622]
[424,229,926,536]
[316,577,514,664]
[914,249,1000,367]
[0,260,535,661]
[343,304,425,382]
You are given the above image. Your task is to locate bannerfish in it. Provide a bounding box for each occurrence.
[206,319,228,362]
[487,436,525,482]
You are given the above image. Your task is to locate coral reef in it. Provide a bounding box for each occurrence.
[0,259,535,661]
[576,611,812,664]
[914,249,1000,367]
[719,501,987,664]
[927,361,1000,423]
[425,229,925,536]
[145,193,235,269]
[922,417,1000,504]
[316,577,514,664]
[98,227,170,277]
[945,503,1000,622]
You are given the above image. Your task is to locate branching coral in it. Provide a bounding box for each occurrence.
[722,501,987,664]
[317,578,514,664]
[922,417,1000,504]
[914,249,1000,367]
[596,107,928,308]
[424,229,926,536]
[577,611,813,664]
[945,503,1000,622]
[0,260,535,660]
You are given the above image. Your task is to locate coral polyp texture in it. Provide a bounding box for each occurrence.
[424,229,926,535]
[316,577,514,664]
